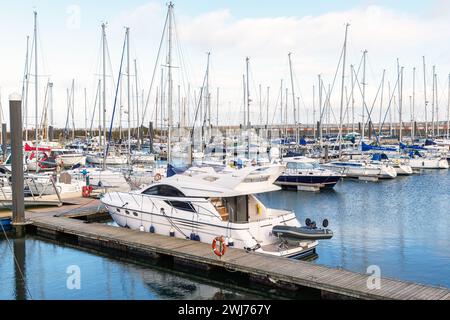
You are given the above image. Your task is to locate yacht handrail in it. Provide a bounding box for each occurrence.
[108,191,223,221]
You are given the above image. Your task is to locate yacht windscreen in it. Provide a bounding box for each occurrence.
[142,185,185,197]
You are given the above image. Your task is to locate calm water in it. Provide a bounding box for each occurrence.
[0,236,313,300]
[1,170,448,300]
[260,169,450,288]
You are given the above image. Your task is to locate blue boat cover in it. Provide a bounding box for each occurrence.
[300,138,307,146]
[362,142,397,152]
[166,164,189,177]
[399,142,426,150]
[371,153,389,161]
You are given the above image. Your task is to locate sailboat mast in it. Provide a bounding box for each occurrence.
[126,27,131,160]
[97,79,101,141]
[167,2,174,163]
[101,23,106,151]
[206,52,211,129]
[435,71,439,137]
[423,56,428,137]
[259,84,262,126]
[399,66,404,142]
[379,70,385,136]
[361,50,367,142]
[447,74,450,139]
[216,87,220,127]
[22,35,30,141]
[266,86,270,127]
[288,53,298,142]
[338,24,349,157]
[351,65,355,133]
[84,87,87,138]
[284,86,289,136]
[246,57,251,128]
[49,82,53,138]
[432,65,435,137]
[318,75,322,144]
[312,85,316,138]
[72,79,75,140]
[280,79,283,126]
[242,75,246,126]
[135,59,140,149]
[34,11,38,144]
[412,68,416,141]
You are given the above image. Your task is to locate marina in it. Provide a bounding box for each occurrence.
[0,196,448,300]
[0,0,450,304]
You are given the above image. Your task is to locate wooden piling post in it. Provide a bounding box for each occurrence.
[9,94,26,236]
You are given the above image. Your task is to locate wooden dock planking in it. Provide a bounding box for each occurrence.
[321,271,363,288]
[441,293,450,300]
[27,212,450,300]
[414,287,450,300]
[391,283,432,300]
[399,285,449,300]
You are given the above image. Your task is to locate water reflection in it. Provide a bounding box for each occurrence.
[0,236,306,300]
[13,237,27,300]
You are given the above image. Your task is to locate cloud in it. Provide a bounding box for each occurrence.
[428,0,450,18]
[1,2,450,127]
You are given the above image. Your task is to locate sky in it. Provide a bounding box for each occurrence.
[0,0,450,129]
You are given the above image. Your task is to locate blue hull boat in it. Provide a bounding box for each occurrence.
[0,218,12,232]
[276,175,341,189]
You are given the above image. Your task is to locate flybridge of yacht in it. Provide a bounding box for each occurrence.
[101,163,332,258]
[162,165,284,197]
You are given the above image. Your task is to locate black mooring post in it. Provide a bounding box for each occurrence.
[48,125,54,141]
[2,123,7,162]
[149,122,154,154]
[9,94,25,236]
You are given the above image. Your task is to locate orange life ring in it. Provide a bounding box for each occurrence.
[212,236,227,257]
[154,173,162,182]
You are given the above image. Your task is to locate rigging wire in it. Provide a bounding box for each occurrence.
[104,30,127,161]
[143,9,170,127]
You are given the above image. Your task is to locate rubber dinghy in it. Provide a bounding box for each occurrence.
[273,219,333,241]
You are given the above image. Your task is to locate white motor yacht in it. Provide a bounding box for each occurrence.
[86,152,128,165]
[276,157,343,191]
[52,149,87,168]
[101,165,333,258]
[322,160,397,180]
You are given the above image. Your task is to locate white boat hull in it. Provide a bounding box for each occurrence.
[394,164,413,175]
[102,192,317,258]
[409,158,449,169]
[86,155,128,165]
[27,180,83,196]
[57,155,87,168]
[324,163,397,179]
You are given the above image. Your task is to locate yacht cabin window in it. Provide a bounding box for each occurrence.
[165,200,196,213]
[286,162,317,170]
[142,185,185,197]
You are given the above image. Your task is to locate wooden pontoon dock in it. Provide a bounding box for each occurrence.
[13,197,449,301]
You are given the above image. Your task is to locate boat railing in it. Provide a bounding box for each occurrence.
[107,191,222,221]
